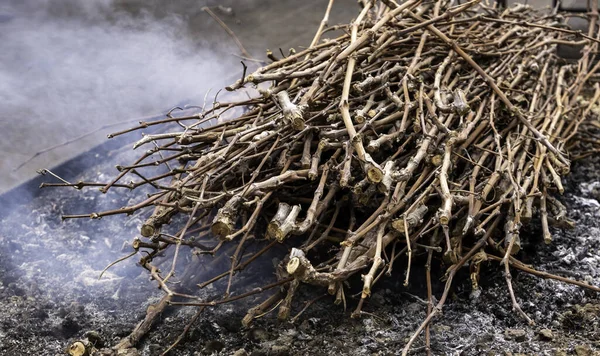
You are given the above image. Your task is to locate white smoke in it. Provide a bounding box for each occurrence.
[0,0,239,191]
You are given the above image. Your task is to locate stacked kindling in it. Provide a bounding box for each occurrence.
[56,0,600,353]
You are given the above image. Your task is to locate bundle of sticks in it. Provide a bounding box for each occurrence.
[54,0,600,354]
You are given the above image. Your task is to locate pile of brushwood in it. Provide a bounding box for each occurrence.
[52,0,600,354]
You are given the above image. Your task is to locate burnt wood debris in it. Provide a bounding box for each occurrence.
[45,0,600,354]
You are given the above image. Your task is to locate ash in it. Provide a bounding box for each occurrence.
[0,141,598,355]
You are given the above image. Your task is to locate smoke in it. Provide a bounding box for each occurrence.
[0,0,249,299]
[0,0,240,191]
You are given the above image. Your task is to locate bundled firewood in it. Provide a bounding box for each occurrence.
[51,0,600,354]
